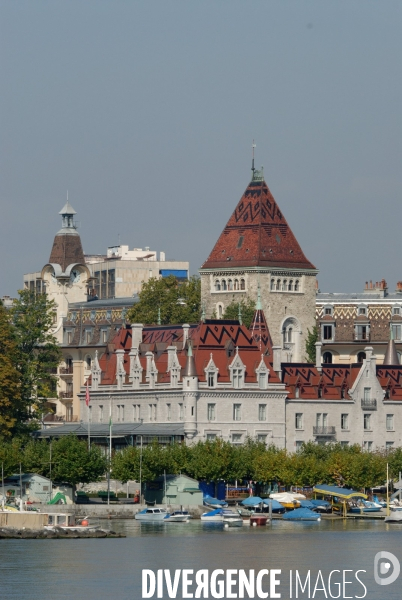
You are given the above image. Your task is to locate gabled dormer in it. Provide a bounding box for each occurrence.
[166,346,181,388]
[255,355,269,389]
[348,346,385,408]
[129,346,143,389]
[145,351,158,389]
[229,347,246,389]
[204,353,219,388]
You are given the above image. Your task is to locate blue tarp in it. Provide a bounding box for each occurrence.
[283,508,320,520]
[203,494,227,507]
[241,497,284,512]
[241,496,264,506]
[310,499,331,508]
[299,500,316,509]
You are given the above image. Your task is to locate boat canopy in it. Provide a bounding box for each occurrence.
[269,492,305,502]
[241,496,263,506]
[202,508,224,517]
[313,484,367,500]
[203,495,227,506]
[299,500,316,509]
[283,507,319,520]
[310,499,331,507]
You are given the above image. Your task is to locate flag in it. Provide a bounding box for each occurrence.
[85,380,90,407]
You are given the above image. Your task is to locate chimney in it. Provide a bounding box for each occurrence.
[160,251,165,262]
[131,323,143,349]
[315,342,322,372]
[272,346,282,380]
[182,323,190,349]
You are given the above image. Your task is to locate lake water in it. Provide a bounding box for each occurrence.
[0,519,401,599]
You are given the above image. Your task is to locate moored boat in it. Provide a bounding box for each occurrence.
[385,508,402,523]
[44,513,100,531]
[203,495,228,508]
[201,508,239,523]
[282,508,321,521]
[135,508,168,522]
[164,510,190,523]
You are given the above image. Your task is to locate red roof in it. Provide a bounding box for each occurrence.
[201,178,316,270]
[97,318,280,387]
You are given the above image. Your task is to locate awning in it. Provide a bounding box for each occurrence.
[313,484,367,500]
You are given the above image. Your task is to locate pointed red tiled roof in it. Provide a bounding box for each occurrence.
[201,177,316,270]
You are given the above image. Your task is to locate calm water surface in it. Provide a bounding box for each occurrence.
[0,519,401,600]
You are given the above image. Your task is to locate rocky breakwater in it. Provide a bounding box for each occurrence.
[0,527,125,539]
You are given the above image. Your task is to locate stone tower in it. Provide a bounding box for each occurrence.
[199,167,318,362]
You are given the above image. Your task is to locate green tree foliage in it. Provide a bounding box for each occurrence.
[50,435,107,488]
[127,275,201,325]
[0,438,22,477]
[187,438,235,482]
[305,326,319,363]
[11,290,62,426]
[223,297,256,328]
[111,440,164,483]
[0,303,23,436]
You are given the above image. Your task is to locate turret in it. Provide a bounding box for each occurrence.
[183,343,198,439]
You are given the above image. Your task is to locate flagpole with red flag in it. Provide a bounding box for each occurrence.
[86,379,91,450]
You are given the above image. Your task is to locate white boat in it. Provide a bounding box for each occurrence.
[201,508,242,524]
[135,507,168,522]
[223,512,243,527]
[385,508,402,523]
[165,510,190,523]
[44,513,100,531]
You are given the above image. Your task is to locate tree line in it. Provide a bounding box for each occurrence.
[2,436,401,492]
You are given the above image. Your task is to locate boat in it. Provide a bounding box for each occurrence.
[310,499,332,513]
[203,495,228,508]
[384,508,402,523]
[349,500,382,514]
[135,507,168,522]
[298,500,317,510]
[372,495,387,508]
[44,513,100,531]
[241,497,285,513]
[250,514,268,526]
[164,510,190,523]
[269,492,302,509]
[201,508,239,522]
[282,508,321,521]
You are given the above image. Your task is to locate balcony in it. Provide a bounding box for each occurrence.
[361,398,377,410]
[59,367,73,375]
[59,391,73,400]
[313,426,336,436]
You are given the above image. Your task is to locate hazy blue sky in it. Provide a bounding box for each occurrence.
[1,1,401,297]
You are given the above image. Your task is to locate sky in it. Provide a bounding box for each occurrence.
[1,1,401,297]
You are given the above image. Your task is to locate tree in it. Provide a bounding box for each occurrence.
[187,438,235,483]
[0,303,23,436]
[11,290,61,426]
[127,275,201,325]
[305,326,319,363]
[223,297,256,328]
[50,435,107,489]
[111,440,166,483]
[0,438,22,478]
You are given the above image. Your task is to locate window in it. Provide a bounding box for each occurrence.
[86,330,92,344]
[295,413,303,430]
[228,279,233,290]
[233,404,241,421]
[316,413,328,427]
[356,325,368,341]
[207,434,216,441]
[270,279,275,291]
[288,280,293,291]
[392,305,401,316]
[323,352,332,364]
[234,279,239,290]
[232,434,242,445]
[207,404,216,421]
[363,414,371,430]
[294,280,300,292]
[323,325,333,340]
[258,404,267,421]
[191,406,194,416]
[221,280,227,291]
[386,414,394,431]
[363,441,373,451]
[357,352,366,363]
[133,404,140,421]
[240,279,245,290]
[358,306,367,316]
[282,280,287,291]
[208,372,215,388]
[99,405,103,422]
[67,331,72,344]
[324,306,333,316]
[102,330,108,343]
[295,441,303,451]
[341,414,349,430]
[276,279,281,291]
[149,404,157,421]
[232,369,243,389]
[178,403,184,420]
[117,405,124,422]
[166,404,171,421]
[85,355,92,369]
[386,442,394,450]
[295,387,300,398]
[287,327,293,343]
[217,304,223,318]
[363,387,371,401]
[391,324,402,341]
[258,435,267,444]
[237,236,244,249]
[258,372,267,389]
[340,441,349,447]
[215,280,221,291]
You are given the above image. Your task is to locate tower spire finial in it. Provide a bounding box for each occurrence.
[251,140,256,177]
[256,280,262,310]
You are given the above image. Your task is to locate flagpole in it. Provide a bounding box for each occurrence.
[86,379,91,450]
[108,397,112,506]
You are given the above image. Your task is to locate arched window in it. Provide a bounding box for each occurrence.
[270,279,275,291]
[294,280,300,292]
[217,304,223,318]
[288,280,293,291]
[85,355,92,369]
[221,280,227,291]
[240,279,245,290]
[357,352,366,363]
[276,279,281,291]
[282,280,287,291]
[234,279,239,290]
[287,327,293,343]
[323,352,332,364]
[215,280,221,291]
[228,279,233,291]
